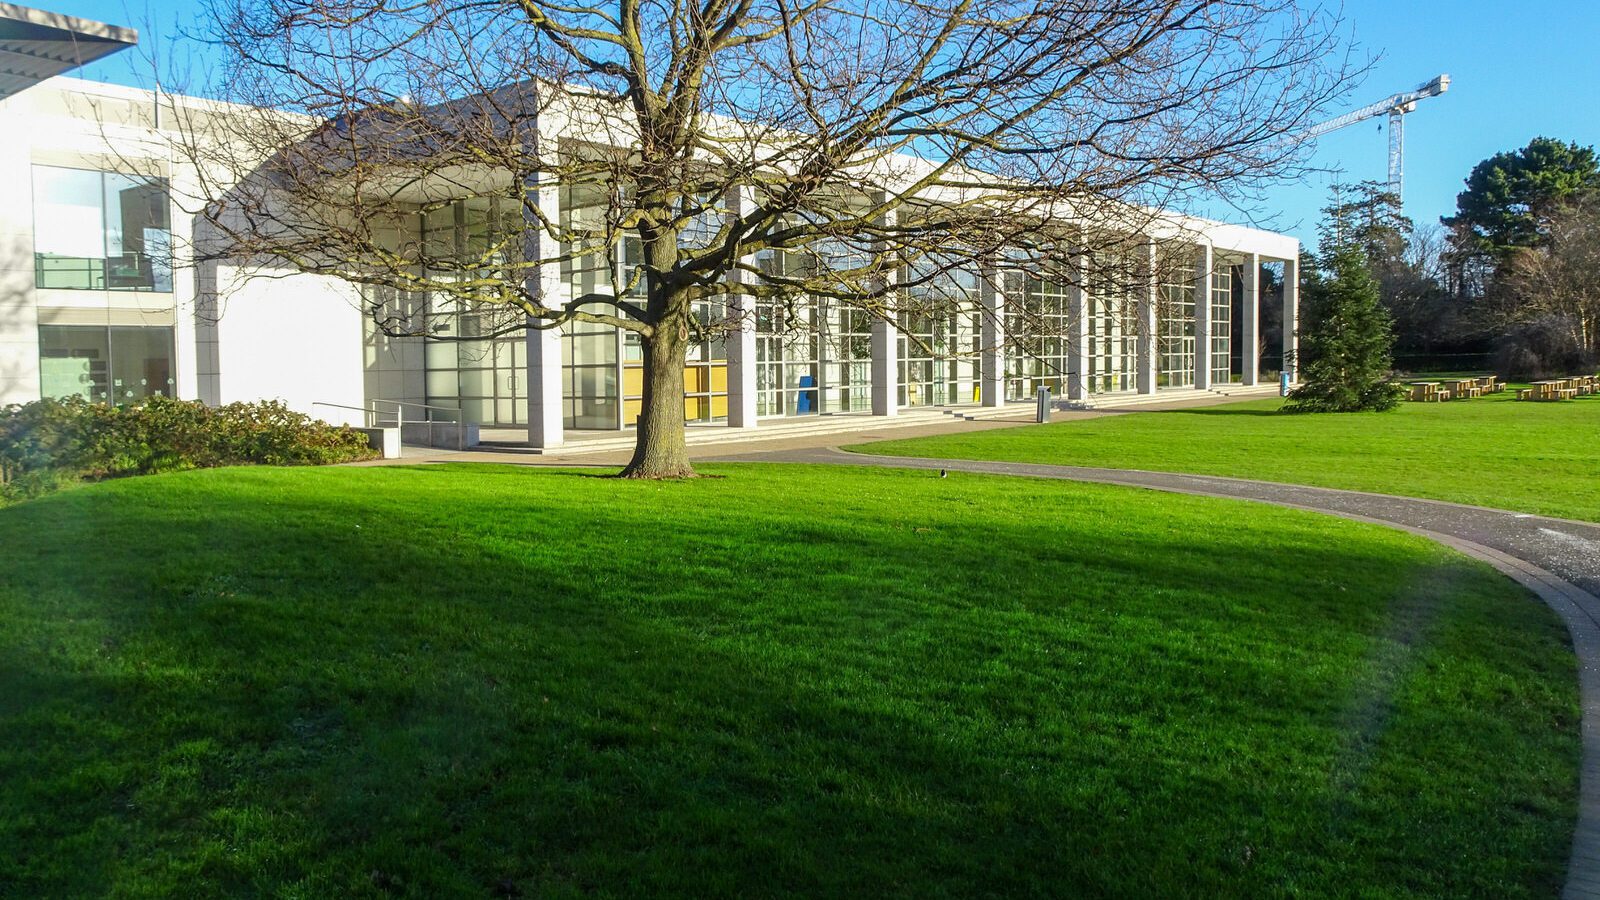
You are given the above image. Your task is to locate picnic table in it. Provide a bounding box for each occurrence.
[1518,380,1579,402]
[1407,381,1449,402]
[1441,377,1483,399]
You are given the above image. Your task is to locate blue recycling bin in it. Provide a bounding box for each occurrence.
[796,374,817,414]
[1279,371,1291,397]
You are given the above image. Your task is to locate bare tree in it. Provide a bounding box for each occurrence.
[158,0,1356,477]
[1495,199,1600,368]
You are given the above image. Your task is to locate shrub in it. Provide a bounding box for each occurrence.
[0,397,377,501]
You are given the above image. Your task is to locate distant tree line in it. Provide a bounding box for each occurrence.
[1308,137,1600,379]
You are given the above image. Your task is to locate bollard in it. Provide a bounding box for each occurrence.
[1036,386,1052,423]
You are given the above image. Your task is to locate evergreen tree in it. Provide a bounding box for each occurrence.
[1285,240,1403,413]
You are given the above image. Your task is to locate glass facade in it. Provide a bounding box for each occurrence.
[418,197,534,427]
[1006,271,1073,402]
[755,296,821,417]
[39,325,174,403]
[399,182,1245,429]
[1210,266,1233,385]
[1087,252,1137,393]
[821,303,873,413]
[425,305,528,426]
[899,264,978,408]
[33,166,171,292]
[1158,260,1196,388]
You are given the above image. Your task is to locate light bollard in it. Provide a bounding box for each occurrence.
[1036,386,1052,423]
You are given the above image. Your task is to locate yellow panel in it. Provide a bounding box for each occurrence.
[709,364,728,392]
[624,399,642,425]
[684,366,706,393]
[623,365,645,398]
[684,396,707,420]
[711,395,728,418]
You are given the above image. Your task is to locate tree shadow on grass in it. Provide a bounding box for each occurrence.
[0,472,1574,897]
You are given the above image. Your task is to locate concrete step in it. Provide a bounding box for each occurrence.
[481,406,981,455]
[1061,383,1284,411]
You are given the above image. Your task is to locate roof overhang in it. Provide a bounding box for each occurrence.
[0,3,136,101]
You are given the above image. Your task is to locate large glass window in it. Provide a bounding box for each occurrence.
[1158,260,1196,388]
[34,166,172,292]
[39,325,174,403]
[1007,272,1073,402]
[1211,266,1233,385]
[1087,252,1138,394]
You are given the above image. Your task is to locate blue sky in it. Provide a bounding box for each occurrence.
[49,0,1600,252]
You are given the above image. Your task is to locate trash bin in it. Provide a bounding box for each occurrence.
[1036,386,1052,423]
[1279,371,1291,397]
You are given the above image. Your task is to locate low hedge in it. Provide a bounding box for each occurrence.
[1,396,378,501]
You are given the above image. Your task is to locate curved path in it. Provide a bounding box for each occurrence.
[710,445,1600,898]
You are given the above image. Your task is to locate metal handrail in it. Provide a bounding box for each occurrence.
[310,401,378,427]
[370,399,463,426]
[312,400,470,450]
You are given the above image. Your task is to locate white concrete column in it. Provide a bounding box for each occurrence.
[870,204,899,417]
[526,324,564,446]
[1193,243,1214,391]
[979,263,1006,407]
[870,315,898,416]
[525,168,565,448]
[1282,255,1299,383]
[1137,241,1159,395]
[168,170,201,401]
[1066,252,1090,401]
[725,186,759,427]
[1240,253,1260,386]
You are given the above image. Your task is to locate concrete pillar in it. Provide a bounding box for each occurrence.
[1137,241,1159,394]
[979,264,1006,406]
[725,186,759,427]
[1240,253,1260,386]
[1282,255,1299,382]
[1193,243,1213,391]
[525,169,564,448]
[870,315,898,416]
[870,203,899,416]
[1066,252,1090,401]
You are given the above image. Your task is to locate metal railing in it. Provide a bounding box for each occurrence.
[312,399,471,451]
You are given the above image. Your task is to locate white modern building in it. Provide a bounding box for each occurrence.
[0,4,1300,450]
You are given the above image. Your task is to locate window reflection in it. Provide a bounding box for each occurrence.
[34,166,172,292]
[39,325,175,403]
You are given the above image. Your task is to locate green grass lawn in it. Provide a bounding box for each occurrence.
[853,391,1600,521]
[0,464,1578,897]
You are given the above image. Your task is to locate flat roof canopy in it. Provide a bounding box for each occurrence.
[0,3,136,101]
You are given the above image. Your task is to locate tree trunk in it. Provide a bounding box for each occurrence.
[621,327,695,479]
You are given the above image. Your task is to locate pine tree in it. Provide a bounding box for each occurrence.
[1284,241,1404,413]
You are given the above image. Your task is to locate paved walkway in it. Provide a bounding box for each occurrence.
[707,446,1600,898]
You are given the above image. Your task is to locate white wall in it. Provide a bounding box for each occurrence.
[0,91,40,405]
[211,265,367,424]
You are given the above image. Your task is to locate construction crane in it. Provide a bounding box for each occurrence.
[1303,74,1451,202]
